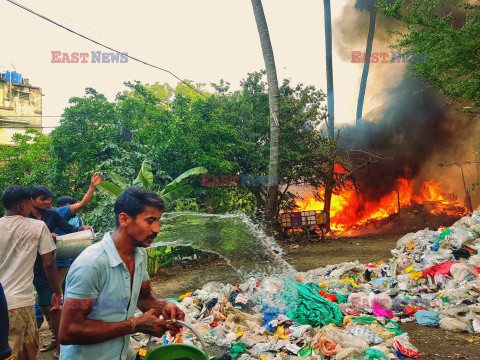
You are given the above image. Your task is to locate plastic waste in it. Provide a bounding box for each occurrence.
[348,325,385,345]
[372,300,393,319]
[287,282,344,327]
[362,348,389,360]
[439,317,471,332]
[316,335,341,356]
[450,263,478,283]
[414,310,440,326]
[298,345,312,358]
[230,343,247,358]
[322,326,369,352]
[392,334,419,358]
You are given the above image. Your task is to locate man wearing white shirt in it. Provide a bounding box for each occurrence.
[0,186,62,360]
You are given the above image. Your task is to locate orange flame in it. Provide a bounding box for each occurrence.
[295,168,468,234]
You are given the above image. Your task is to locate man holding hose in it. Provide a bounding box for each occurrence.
[59,187,184,360]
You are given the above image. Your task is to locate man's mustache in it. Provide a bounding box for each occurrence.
[147,233,157,240]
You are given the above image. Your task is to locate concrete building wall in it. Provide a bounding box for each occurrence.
[0,78,42,145]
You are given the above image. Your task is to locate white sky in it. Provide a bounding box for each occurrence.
[0,0,369,130]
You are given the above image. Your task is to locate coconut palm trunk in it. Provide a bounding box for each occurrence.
[355,1,377,126]
[323,0,335,232]
[324,0,335,141]
[251,0,281,231]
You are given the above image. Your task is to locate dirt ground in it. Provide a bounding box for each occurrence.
[37,234,480,360]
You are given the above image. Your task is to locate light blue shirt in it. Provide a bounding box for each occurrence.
[60,232,149,360]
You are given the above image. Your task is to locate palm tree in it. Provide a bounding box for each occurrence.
[323,0,335,232]
[355,0,377,126]
[251,0,281,231]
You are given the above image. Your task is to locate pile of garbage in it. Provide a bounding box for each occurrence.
[131,211,480,359]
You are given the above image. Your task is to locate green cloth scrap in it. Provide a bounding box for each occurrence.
[286,282,344,327]
[298,345,313,358]
[352,316,403,335]
[230,343,247,358]
[362,348,389,360]
[166,298,181,302]
[438,228,452,241]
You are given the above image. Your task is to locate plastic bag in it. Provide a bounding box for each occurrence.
[396,233,418,249]
[372,300,393,319]
[349,292,372,312]
[392,333,419,358]
[362,348,389,360]
[314,335,341,356]
[371,277,395,292]
[414,310,440,326]
[230,343,247,358]
[249,343,275,357]
[289,324,311,339]
[439,317,471,332]
[334,348,364,360]
[348,325,385,345]
[322,326,369,352]
[472,316,480,333]
[449,228,475,249]
[369,322,396,340]
[450,263,478,283]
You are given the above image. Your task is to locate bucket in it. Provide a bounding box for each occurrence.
[143,321,208,360]
[142,343,207,360]
[55,229,95,259]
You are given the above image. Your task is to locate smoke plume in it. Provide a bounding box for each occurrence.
[334,1,480,206]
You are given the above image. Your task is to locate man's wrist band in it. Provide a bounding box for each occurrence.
[129,316,137,334]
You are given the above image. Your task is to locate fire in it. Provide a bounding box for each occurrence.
[295,168,469,234]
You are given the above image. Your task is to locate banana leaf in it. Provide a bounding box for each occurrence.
[162,166,207,194]
[160,185,192,205]
[97,181,123,200]
[133,160,153,189]
[110,172,128,189]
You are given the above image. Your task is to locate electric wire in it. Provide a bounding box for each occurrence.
[5,0,206,98]
[0,125,57,128]
[0,115,61,117]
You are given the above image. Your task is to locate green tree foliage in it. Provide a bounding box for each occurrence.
[0,72,339,231]
[377,0,480,110]
[97,159,207,206]
[0,129,53,213]
[50,88,120,196]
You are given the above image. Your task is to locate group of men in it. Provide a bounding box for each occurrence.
[0,175,184,360]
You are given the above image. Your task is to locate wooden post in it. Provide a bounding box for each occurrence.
[397,182,401,214]
[460,166,474,212]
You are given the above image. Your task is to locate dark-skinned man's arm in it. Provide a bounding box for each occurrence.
[41,252,62,297]
[69,173,103,215]
[59,299,166,345]
[137,280,185,334]
[51,210,92,235]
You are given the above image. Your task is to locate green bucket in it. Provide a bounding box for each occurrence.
[143,343,207,360]
[143,321,208,360]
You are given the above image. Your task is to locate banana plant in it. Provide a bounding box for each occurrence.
[97,159,207,206]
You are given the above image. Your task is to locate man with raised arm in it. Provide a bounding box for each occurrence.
[59,187,184,360]
[29,186,93,357]
[53,172,104,291]
[54,172,104,235]
[0,186,62,360]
